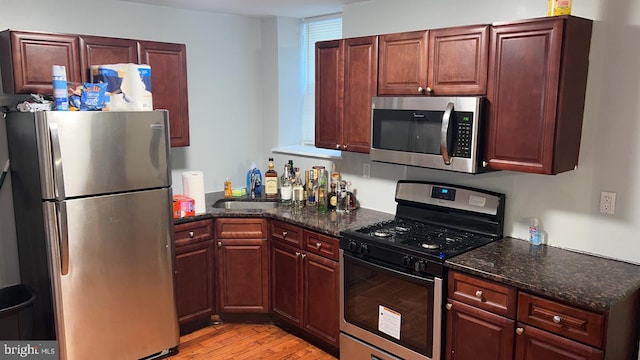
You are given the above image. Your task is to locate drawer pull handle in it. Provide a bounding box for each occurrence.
[516,327,524,335]
[316,242,322,249]
[446,303,452,310]
[282,231,288,238]
[552,315,562,324]
[189,231,194,238]
[475,290,483,299]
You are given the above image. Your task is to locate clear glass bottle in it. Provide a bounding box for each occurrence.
[308,168,317,206]
[303,170,310,207]
[280,164,292,204]
[292,167,304,208]
[264,158,278,199]
[317,169,328,213]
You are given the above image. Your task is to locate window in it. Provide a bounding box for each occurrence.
[301,15,342,145]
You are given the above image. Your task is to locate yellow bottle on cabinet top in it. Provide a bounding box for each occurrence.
[548,0,571,16]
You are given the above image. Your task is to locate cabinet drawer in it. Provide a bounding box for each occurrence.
[448,271,517,318]
[517,292,604,348]
[215,218,267,239]
[270,220,303,248]
[175,219,213,247]
[304,230,339,261]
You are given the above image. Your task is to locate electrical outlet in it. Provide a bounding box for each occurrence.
[363,163,371,178]
[599,191,616,215]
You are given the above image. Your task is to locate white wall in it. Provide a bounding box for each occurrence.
[0,0,267,286]
[335,0,640,265]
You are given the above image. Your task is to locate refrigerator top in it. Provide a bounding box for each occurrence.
[7,111,172,200]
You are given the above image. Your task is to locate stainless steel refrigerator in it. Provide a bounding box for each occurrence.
[5,110,179,360]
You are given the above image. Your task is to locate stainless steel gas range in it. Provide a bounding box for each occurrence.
[339,180,505,360]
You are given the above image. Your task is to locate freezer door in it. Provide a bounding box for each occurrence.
[35,111,171,200]
[44,188,179,360]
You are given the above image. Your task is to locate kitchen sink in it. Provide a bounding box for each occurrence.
[212,199,279,210]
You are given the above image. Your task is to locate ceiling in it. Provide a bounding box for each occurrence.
[120,0,365,19]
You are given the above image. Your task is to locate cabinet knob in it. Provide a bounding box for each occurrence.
[189,231,194,238]
[342,145,347,150]
[475,290,483,299]
[336,144,341,149]
[316,242,322,249]
[295,252,301,257]
[552,315,562,324]
[516,327,524,335]
[301,253,306,259]
[446,303,452,310]
[217,241,222,247]
[417,86,433,94]
[282,231,288,238]
[426,86,433,93]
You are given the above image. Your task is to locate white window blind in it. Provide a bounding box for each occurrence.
[302,15,342,145]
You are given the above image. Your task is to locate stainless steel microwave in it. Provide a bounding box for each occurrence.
[370,96,488,173]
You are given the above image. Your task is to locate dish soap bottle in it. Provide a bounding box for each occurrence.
[224,179,232,198]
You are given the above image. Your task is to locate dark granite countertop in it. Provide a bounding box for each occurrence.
[174,191,394,236]
[445,237,640,313]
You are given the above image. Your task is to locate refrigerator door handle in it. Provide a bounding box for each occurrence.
[57,202,69,275]
[49,123,66,200]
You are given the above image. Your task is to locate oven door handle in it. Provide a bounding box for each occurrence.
[343,252,436,285]
[440,102,454,166]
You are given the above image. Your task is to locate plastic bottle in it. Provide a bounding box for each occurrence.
[52,65,69,111]
[529,218,542,246]
[246,162,262,196]
[224,179,232,198]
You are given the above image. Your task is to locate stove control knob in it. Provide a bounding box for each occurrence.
[359,243,369,255]
[402,255,413,267]
[416,260,427,272]
[348,241,358,253]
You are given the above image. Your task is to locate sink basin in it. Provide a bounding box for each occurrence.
[212,199,279,210]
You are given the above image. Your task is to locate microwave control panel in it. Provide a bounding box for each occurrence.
[453,113,473,158]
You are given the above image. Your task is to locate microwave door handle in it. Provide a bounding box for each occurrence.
[440,102,454,165]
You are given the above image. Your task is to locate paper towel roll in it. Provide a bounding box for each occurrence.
[182,171,206,214]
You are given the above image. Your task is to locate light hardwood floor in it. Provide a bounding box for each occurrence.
[169,323,338,360]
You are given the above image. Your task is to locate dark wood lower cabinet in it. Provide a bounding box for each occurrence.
[216,237,270,313]
[174,220,215,335]
[515,324,603,360]
[446,299,515,360]
[271,241,303,326]
[303,252,339,348]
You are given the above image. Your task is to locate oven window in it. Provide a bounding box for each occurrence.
[343,255,434,357]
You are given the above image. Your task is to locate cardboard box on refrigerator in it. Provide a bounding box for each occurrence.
[90,63,153,111]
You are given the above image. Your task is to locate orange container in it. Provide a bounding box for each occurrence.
[172,195,195,218]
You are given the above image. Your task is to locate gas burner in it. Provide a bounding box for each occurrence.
[394,226,409,233]
[420,243,439,250]
[373,230,392,238]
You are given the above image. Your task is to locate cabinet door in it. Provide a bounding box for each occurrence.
[175,240,214,334]
[515,324,603,360]
[304,252,339,349]
[343,36,378,154]
[315,40,343,151]
[271,241,303,327]
[445,299,515,360]
[138,41,190,147]
[378,30,428,95]
[428,25,488,95]
[0,31,82,94]
[79,36,138,82]
[485,17,592,174]
[216,238,269,313]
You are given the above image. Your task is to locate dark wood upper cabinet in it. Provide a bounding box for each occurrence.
[0,30,82,94]
[315,39,344,151]
[78,36,138,82]
[485,16,593,174]
[428,24,489,95]
[378,30,429,95]
[315,36,377,153]
[138,41,190,147]
[378,25,487,96]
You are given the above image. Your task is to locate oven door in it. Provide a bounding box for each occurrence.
[370,96,483,173]
[340,250,443,360]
